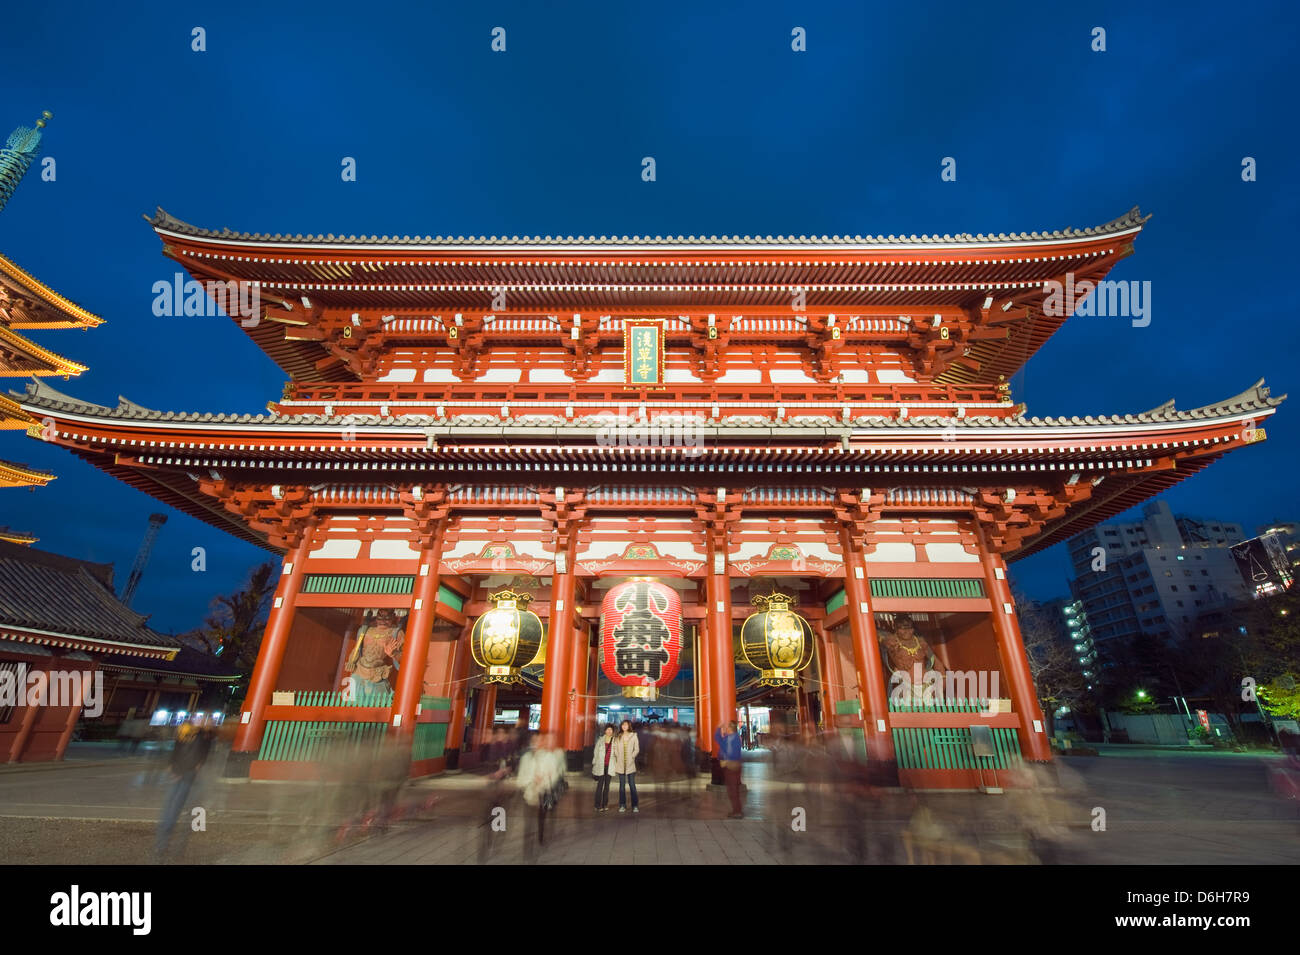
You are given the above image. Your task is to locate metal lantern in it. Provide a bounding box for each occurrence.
[600,578,682,701]
[740,592,815,687]
[470,590,544,684]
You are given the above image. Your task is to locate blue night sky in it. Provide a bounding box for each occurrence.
[1,1,1296,632]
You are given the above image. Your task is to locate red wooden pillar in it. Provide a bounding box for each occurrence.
[582,640,600,748]
[815,622,844,731]
[444,626,473,765]
[694,616,712,756]
[391,529,446,740]
[232,534,312,754]
[53,664,95,760]
[838,529,895,763]
[794,685,813,740]
[976,524,1052,762]
[706,554,735,740]
[563,619,590,753]
[540,535,578,737]
[471,684,497,747]
[7,678,40,762]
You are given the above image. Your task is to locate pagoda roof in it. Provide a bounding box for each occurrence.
[0,324,89,377]
[0,252,103,329]
[149,206,1149,251]
[149,207,1149,385]
[15,377,1282,434]
[0,538,177,656]
[0,526,38,545]
[0,392,35,429]
[15,378,1283,560]
[0,456,53,487]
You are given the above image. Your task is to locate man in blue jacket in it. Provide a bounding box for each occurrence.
[714,721,744,818]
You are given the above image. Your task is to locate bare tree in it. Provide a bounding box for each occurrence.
[198,562,277,695]
[1013,592,1089,736]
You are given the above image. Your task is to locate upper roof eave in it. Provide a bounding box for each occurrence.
[0,253,104,327]
[15,378,1284,439]
[147,206,1151,255]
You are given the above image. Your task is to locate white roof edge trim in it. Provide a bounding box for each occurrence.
[152,225,1145,256]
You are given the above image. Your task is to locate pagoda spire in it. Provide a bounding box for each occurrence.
[0,111,52,214]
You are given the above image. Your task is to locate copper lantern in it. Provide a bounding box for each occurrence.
[740,592,814,687]
[470,590,544,684]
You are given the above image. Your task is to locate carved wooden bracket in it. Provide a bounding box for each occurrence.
[802,315,844,382]
[972,479,1097,554]
[692,486,744,554]
[687,314,732,381]
[539,486,589,549]
[446,314,487,378]
[560,314,601,381]
[197,479,317,550]
[832,487,886,554]
[399,484,450,549]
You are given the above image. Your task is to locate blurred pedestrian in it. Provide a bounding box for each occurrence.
[478,727,516,863]
[154,720,212,858]
[610,718,640,813]
[518,731,566,858]
[592,724,616,811]
[715,720,744,818]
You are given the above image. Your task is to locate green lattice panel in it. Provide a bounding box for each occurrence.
[869,578,986,600]
[302,574,415,595]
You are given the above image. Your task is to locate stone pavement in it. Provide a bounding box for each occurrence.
[0,746,1296,864]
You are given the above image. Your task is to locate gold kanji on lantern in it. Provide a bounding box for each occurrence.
[740,592,815,687]
[470,590,544,684]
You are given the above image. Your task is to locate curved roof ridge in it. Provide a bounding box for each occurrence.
[18,380,1281,430]
[147,205,1151,249]
[18,377,109,412]
[0,252,103,327]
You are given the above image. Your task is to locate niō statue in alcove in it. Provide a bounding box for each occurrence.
[880,614,947,700]
[343,608,406,703]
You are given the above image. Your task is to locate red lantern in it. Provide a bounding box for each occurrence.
[600,578,682,700]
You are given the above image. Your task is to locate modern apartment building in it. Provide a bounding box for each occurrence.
[1066,500,1251,643]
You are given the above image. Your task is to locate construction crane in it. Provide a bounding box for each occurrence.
[121,513,167,608]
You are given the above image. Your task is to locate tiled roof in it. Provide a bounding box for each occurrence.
[0,252,103,328]
[97,644,241,681]
[148,206,1151,249]
[0,538,176,651]
[0,457,53,481]
[16,378,1283,433]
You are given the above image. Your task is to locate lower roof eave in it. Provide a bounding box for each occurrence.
[0,626,178,659]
